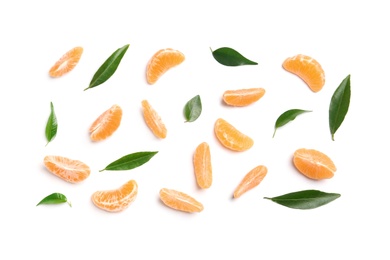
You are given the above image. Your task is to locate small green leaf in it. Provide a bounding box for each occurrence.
[273,109,312,138]
[264,190,340,210]
[210,47,258,66]
[184,95,202,122]
[100,151,158,172]
[85,44,130,91]
[36,193,71,207]
[45,102,58,146]
[329,74,351,141]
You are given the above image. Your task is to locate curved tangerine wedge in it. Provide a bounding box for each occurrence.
[293,148,336,180]
[193,142,212,189]
[142,100,167,139]
[146,48,185,84]
[44,155,90,183]
[92,180,138,212]
[282,54,325,92]
[233,165,267,198]
[159,188,203,213]
[89,104,122,141]
[214,118,254,152]
[49,46,83,77]
[223,88,265,107]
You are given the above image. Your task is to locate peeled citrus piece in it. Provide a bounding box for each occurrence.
[282,54,325,92]
[214,118,253,151]
[233,165,267,198]
[146,48,185,84]
[193,142,212,189]
[142,100,167,139]
[293,148,336,180]
[223,88,265,106]
[92,180,138,212]
[159,188,203,213]
[49,46,83,77]
[89,104,122,141]
[44,155,90,183]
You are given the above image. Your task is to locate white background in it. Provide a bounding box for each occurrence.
[1,0,389,259]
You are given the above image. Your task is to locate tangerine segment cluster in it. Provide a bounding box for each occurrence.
[159,188,203,213]
[233,165,268,198]
[92,180,138,212]
[223,88,265,107]
[293,148,336,180]
[146,48,185,84]
[193,142,212,189]
[49,46,83,78]
[282,54,325,92]
[43,155,90,183]
[141,100,167,139]
[89,104,122,141]
[214,118,254,152]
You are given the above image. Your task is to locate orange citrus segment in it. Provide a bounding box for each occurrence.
[282,54,325,92]
[214,118,254,151]
[159,188,203,213]
[193,142,212,189]
[92,180,138,212]
[49,47,83,77]
[89,104,122,141]
[293,148,336,180]
[223,88,265,106]
[146,48,185,84]
[43,155,90,183]
[142,100,167,139]
[233,165,267,198]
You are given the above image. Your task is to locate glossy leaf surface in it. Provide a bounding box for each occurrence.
[184,95,202,122]
[45,102,58,146]
[211,47,257,66]
[100,151,158,172]
[273,109,311,137]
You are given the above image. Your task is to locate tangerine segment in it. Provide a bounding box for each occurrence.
[293,148,336,180]
[282,54,325,92]
[92,180,138,212]
[233,165,268,198]
[159,188,203,213]
[214,118,254,152]
[49,47,83,77]
[44,155,90,183]
[223,88,265,107]
[89,104,122,141]
[193,142,212,189]
[146,48,185,84]
[142,100,167,139]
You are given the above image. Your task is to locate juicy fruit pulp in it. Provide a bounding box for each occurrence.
[223,88,265,106]
[89,104,122,141]
[233,165,267,198]
[193,142,212,189]
[159,188,203,213]
[282,54,325,92]
[43,155,90,183]
[49,47,83,77]
[141,100,167,139]
[214,118,254,151]
[92,180,138,212]
[293,148,336,180]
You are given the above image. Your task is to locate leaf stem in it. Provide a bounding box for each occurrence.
[99,169,105,172]
[272,129,276,138]
[67,201,72,207]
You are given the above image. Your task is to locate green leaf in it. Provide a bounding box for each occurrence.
[184,95,202,122]
[273,109,312,138]
[329,74,351,141]
[36,193,71,207]
[264,190,340,210]
[100,151,158,172]
[210,47,258,66]
[85,44,130,90]
[45,102,58,146]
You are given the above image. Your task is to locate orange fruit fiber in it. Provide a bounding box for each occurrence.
[223,88,265,107]
[293,148,336,180]
[214,118,253,152]
[282,54,325,92]
[146,48,185,84]
[49,46,83,77]
[233,165,267,198]
[89,104,122,141]
[43,155,90,183]
[193,142,212,189]
[159,188,203,213]
[92,180,138,212]
[142,100,167,139]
